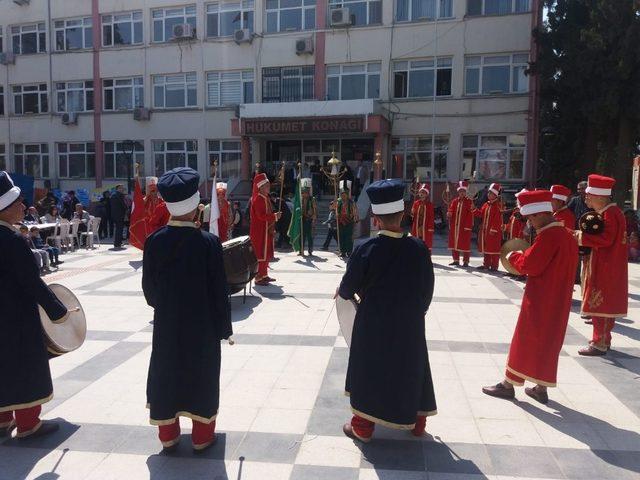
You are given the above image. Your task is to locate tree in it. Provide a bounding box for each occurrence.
[537,0,640,204]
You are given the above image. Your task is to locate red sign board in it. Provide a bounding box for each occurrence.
[243,117,364,135]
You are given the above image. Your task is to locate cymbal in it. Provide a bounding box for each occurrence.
[500,238,530,275]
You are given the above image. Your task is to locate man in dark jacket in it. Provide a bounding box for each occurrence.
[110,185,127,248]
[0,171,69,439]
[61,191,80,220]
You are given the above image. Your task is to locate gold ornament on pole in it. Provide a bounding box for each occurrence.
[321,151,347,253]
[373,151,383,180]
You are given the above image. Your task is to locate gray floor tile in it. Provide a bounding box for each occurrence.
[423,441,493,475]
[234,432,302,464]
[360,439,425,471]
[552,448,640,480]
[290,465,358,480]
[486,444,564,478]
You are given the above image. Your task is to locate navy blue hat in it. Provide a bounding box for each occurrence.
[366,179,405,215]
[157,167,201,216]
[0,171,21,211]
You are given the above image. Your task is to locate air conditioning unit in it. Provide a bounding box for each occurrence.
[330,7,352,27]
[133,107,151,121]
[172,23,195,40]
[61,112,78,125]
[295,37,314,55]
[0,53,16,65]
[13,0,31,5]
[234,29,253,45]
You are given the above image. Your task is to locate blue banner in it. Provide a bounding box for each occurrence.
[10,173,34,207]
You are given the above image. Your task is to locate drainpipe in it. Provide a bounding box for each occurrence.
[526,0,542,187]
[314,0,327,100]
[92,0,103,189]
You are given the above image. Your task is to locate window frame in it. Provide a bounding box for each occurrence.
[265,0,316,33]
[153,73,198,109]
[0,144,5,171]
[326,62,381,100]
[393,57,453,99]
[13,143,50,179]
[11,22,47,55]
[329,0,382,27]
[262,66,315,103]
[102,11,144,47]
[0,86,4,116]
[56,81,94,113]
[57,142,96,179]
[0,26,4,54]
[464,53,529,96]
[461,134,526,181]
[395,0,454,22]
[206,1,255,38]
[12,83,49,115]
[208,139,243,179]
[391,135,449,181]
[103,140,145,179]
[206,70,254,107]
[152,140,199,176]
[54,17,93,51]
[467,0,530,16]
[103,77,144,111]
[152,5,197,43]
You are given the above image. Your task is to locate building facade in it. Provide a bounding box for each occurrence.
[0,0,539,200]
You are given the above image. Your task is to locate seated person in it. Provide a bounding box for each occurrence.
[19,225,51,273]
[73,203,91,246]
[44,205,62,223]
[24,206,42,224]
[30,226,62,266]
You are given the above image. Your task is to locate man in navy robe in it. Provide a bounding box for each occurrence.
[143,167,232,453]
[338,179,437,442]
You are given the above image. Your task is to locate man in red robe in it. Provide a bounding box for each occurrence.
[551,184,575,229]
[482,190,578,404]
[411,184,434,250]
[447,181,474,267]
[504,207,525,240]
[575,174,628,356]
[216,183,231,242]
[145,178,170,234]
[474,183,502,271]
[250,173,280,286]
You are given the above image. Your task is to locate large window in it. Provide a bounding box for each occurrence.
[56,81,94,112]
[465,54,528,95]
[153,73,198,109]
[327,63,380,100]
[393,57,452,98]
[208,140,242,179]
[396,0,453,21]
[104,141,145,179]
[265,0,316,33]
[462,134,525,180]
[153,140,198,176]
[207,70,254,106]
[152,5,197,42]
[467,0,529,16]
[262,66,314,103]
[11,23,46,54]
[13,84,48,115]
[14,144,50,178]
[0,145,5,171]
[329,0,381,26]
[54,17,93,51]
[58,142,96,179]
[207,1,255,37]
[392,136,449,180]
[104,77,144,111]
[102,11,143,47]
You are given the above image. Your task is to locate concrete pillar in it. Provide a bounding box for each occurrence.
[241,136,251,180]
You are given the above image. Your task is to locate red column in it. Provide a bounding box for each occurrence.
[241,137,251,180]
[314,0,327,100]
[92,0,103,188]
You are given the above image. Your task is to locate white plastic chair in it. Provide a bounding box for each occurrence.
[66,220,81,251]
[80,217,101,249]
[48,221,70,252]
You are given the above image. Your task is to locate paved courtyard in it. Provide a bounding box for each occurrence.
[1,234,639,480]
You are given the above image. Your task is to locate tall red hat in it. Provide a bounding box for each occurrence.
[518,190,553,216]
[457,180,469,191]
[489,182,501,195]
[515,188,529,208]
[586,174,615,196]
[252,173,269,200]
[419,183,430,195]
[550,184,571,202]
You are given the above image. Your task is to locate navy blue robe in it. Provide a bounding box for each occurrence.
[0,223,66,412]
[142,222,232,425]
[338,231,437,428]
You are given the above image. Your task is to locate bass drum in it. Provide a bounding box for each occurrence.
[39,284,87,357]
[222,236,259,294]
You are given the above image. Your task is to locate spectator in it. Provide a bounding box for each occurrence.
[231,201,243,238]
[354,160,369,201]
[73,203,91,246]
[94,191,113,238]
[110,184,127,248]
[30,226,62,266]
[629,231,640,262]
[567,181,590,227]
[36,191,59,216]
[61,190,80,220]
[624,209,639,236]
[310,159,322,200]
[24,206,42,224]
[322,201,338,251]
[19,225,51,273]
[44,205,62,223]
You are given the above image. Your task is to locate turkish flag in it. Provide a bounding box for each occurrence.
[128,178,148,250]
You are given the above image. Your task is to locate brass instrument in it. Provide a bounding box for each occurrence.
[39,284,86,357]
[500,238,531,275]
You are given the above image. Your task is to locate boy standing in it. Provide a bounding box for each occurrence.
[447,181,474,266]
[474,183,502,271]
[411,184,435,250]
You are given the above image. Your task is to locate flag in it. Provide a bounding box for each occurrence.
[128,178,148,250]
[287,175,302,253]
[209,176,220,237]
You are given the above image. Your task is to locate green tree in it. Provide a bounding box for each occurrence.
[537,0,640,203]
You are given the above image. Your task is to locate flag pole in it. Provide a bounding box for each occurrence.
[278,160,285,213]
[297,162,304,256]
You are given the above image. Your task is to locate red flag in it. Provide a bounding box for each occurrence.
[128,178,148,250]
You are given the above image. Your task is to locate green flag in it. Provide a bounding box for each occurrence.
[288,175,302,253]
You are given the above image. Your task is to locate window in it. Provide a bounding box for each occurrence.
[54,17,93,51]
[207,1,254,37]
[392,136,449,180]
[396,0,453,21]
[265,0,316,33]
[153,73,198,108]
[11,23,46,54]
[58,142,95,178]
[103,77,144,111]
[207,70,254,106]
[329,0,382,26]
[462,134,525,180]
[104,141,145,179]
[12,84,48,115]
[327,63,380,100]
[56,81,94,112]
[393,57,452,98]
[152,5,197,42]
[14,144,50,178]
[0,145,6,170]
[102,11,143,47]
[467,0,529,16]
[153,140,198,176]
[262,66,314,103]
[0,87,4,116]
[0,27,4,53]
[208,140,242,179]
[464,54,528,95]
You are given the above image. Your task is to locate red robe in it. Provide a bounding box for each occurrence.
[148,201,170,234]
[411,200,434,249]
[579,203,628,318]
[506,222,578,386]
[217,197,230,242]
[447,197,474,252]
[250,193,276,262]
[475,200,502,254]
[504,211,525,240]
[553,206,576,229]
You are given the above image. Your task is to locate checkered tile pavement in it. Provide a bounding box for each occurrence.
[0,234,639,480]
